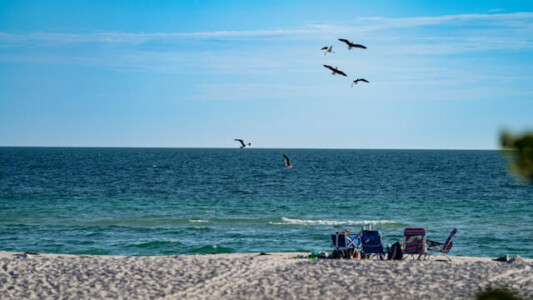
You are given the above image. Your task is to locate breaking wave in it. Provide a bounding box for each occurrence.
[270,217,397,226]
[189,219,209,223]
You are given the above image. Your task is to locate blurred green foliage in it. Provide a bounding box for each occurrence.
[476,287,524,300]
[500,131,533,184]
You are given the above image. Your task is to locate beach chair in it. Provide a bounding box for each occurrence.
[331,232,361,259]
[403,228,428,260]
[361,230,384,259]
[427,228,458,260]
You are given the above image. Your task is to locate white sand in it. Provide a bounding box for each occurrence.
[0,251,532,299]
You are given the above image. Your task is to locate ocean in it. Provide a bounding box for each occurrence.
[0,147,531,257]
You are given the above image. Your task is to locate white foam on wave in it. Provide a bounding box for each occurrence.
[189,219,209,223]
[269,217,396,226]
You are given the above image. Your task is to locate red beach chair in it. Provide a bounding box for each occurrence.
[403,228,427,260]
[427,228,458,260]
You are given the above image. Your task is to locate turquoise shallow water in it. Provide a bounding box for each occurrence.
[0,147,531,257]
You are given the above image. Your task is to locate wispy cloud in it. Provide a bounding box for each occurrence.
[359,12,533,27]
[0,29,320,45]
[316,12,533,54]
[1,12,532,45]
[0,11,532,82]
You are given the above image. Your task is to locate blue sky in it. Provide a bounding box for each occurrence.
[0,0,532,149]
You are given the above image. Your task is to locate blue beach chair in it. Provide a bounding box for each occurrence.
[361,230,384,259]
[331,232,361,259]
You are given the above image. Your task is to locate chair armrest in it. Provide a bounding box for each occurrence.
[426,240,443,249]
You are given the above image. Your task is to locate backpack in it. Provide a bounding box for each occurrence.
[387,241,403,260]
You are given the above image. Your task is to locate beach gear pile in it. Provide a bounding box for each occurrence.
[329,226,458,260]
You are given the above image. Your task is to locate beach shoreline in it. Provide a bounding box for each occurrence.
[1,251,531,299]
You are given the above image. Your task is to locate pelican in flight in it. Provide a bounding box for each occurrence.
[351,78,369,87]
[323,65,347,77]
[234,139,251,149]
[338,39,367,50]
[321,45,334,55]
[283,154,293,169]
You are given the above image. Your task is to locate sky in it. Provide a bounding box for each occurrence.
[0,0,532,149]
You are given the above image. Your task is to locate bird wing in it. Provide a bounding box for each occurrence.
[337,70,347,77]
[338,38,349,44]
[323,64,334,71]
[353,44,367,49]
[234,139,245,146]
[283,154,290,165]
[321,46,328,50]
[360,78,369,83]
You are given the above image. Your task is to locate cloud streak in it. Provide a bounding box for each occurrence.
[0,11,532,90]
[0,29,319,45]
[1,12,532,45]
[359,12,533,27]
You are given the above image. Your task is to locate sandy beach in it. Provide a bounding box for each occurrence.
[0,251,531,299]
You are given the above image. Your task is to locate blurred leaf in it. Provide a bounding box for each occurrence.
[500,131,533,184]
[476,287,523,300]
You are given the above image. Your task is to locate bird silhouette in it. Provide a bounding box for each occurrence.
[234,139,251,148]
[492,254,509,262]
[321,45,334,55]
[323,65,347,77]
[283,154,293,169]
[351,78,369,87]
[338,39,367,50]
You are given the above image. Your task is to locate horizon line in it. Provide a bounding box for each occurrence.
[0,145,500,151]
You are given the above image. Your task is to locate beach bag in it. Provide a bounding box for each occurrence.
[387,241,403,260]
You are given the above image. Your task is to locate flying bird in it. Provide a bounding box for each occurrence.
[323,65,347,77]
[338,39,367,50]
[351,78,369,87]
[283,154,293,169]
[321,45,334,55]
[234,139,251,149]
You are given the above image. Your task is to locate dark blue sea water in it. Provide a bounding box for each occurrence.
[0,148,531,257]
